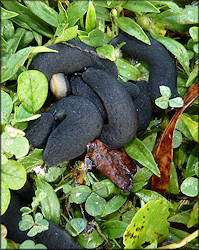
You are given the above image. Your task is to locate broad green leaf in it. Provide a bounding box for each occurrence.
[1,7,18,19]
[193,43,199,54]
[1,90,13,125]
[124,138,160,176]
[19,240,47,249]
[2,128,29,159]
[96,45,115,61]
[95,5,111,21]
[77,229,104,249]
[85,192,106,216]
[1,154,8,165]
[132,168,153,193]
[20,207,32,215]
[67,1,89,27]
[92,182,109,197]
[141,132,157,152]
[86,1,97,32]
[168,210,190,225]
[187,202,199,228]
[18,30,34,50]
[65,218,87,237]
[116,17,151,45]
[123,200,169,249]
[176,117,193,140]
[166,162,179,195]
[79,29,112,47]
[14,105,41,123]
[18,148,44,173]
[155,96,169,109]
[101,220,128,239]
[54,1,68,37]
[173,130,182,149]
[35,178,60,224]
[17,70,48,113]
[184,145,198,178]
[150,29,190,75]
[123,1,159,13]
[31,189,47,209]
[102,195,127,217]
[1,19,15,41]
[100,179,117,195]
[69,186,91,204]
[115,59,141,81]
[19,214,34,231]
[189,26,199,43]
[43,166,66,183]
[1,181,10,216]
[1,0,53,38]
[54,25,78,44]
[135,189,173,208]
[159,85,171,98]
[180,114,199,143]
[186,65,199,87]
[1,160,26,190]
[63,184,73,194]
[23,1,58,28]
[1,46,33,83]
[169,97,184,108]
[180,177,199,197]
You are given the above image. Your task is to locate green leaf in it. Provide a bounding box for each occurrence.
[141,132,157,152]
[19,240,47,249]
[135,189,173,208]
[115,59,141,81]
[1,90,13,125]
[173,130,182,149]
[86,1,97,32]
[132,168,153,193]
[149,29,190,75]
[1,181,10,216]
[101,195,127,217]
[180,177,199,197]
[31,189,47,209]
[186,64,199,87]
[14,105,41,123]
[79,29,112,47]
[123,200,169,249]
[1,7,18,19]
[180,114,199,143]
[116,17,151,45]
[168,210,190,225]
[166,162,179,195]
[169,97,184,108]
[35,178,60,224]
[77,229,104,249]
[159,85,171,98]
[1,0,53,38]
[1,160,27,190]
[92,182,109,197]
[189,26,199,43]
[63,184,73,194]
[69,185,91,204]
[67,1,89,27]
[43,166,66,183]
[124,138,160,177]
[155,96,169,109]
[23,1,58,28]
[20,207,32,215]
[101,220,128,239]
[184,145,198,178]
[85,192,106,216]
[187,202,199,228]
[1,19,15,41]
[18,148,44,173]
[17,70,48,113]
[1,46,33,83]
[123,1,160,13]
[96,45,115,61]
[19,214,34,231]
[54,25,78,44]
[65,218,87,237]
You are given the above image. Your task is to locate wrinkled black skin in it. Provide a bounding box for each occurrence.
[0,184,83,249]
[110,32,181,105]
[26,32,180,167]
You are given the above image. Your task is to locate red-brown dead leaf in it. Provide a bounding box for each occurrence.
[151,82,199,194]
[87,139,137,193]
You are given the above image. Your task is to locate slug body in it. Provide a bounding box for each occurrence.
[26,31,179,167]
[110,32,180,105]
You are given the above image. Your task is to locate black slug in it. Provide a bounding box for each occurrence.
[110,32,181,105]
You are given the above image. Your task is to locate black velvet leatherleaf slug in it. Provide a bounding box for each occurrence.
[26,32,180,167]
